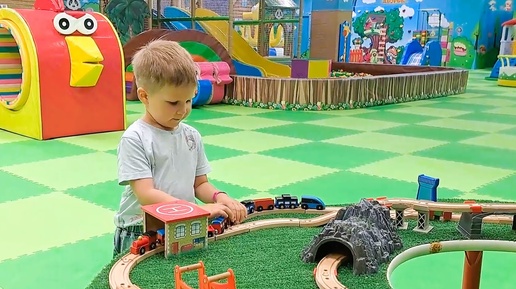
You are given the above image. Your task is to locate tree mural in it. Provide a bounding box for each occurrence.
[352,9,404,50]
[105,0,149,45]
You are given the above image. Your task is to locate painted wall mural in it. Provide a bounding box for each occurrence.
[349,0,514,69]
[63,0,100,12]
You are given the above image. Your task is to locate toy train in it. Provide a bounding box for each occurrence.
[207,194,326,237]
[131,194,326,254]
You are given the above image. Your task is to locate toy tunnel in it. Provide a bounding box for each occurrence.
[0,15,29,111]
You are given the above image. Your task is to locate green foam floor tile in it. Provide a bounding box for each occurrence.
[349,110,437,124]
[1,152,118,191]
[418,118,515,133]
[58,131,123,151]
[255,123,360,141]
[260,142,397,170]
[0,130,28,144]
[454,111,516,125]
[392,99,445,107]
[269,170,462,205]
[417,101,495,112]
[206,179,257,200]
[449,97,516,107]
[323,132,446,154]
[452,92,487,99]
[0,140,95,167]
[0,192,114,263]
[202,130,310,153]
[105,148,118,156]
[65,179,122,211]
[0,170,52,203]
[126,113,141,126]
[188,121,242,136]
[349,155,514,192]
[310,108,376,116]
[197,115,293,130]
[484,106,516,116]
[460,133,516,151]
[385,106,470,118]
[457,191,516,203]
[306,116,403,131]
[377,124,485,142]
[414,142,516,170]
[187,108,240,121]
[204,143,248,161]
[0,233,113,289]
[208,154,338,192]
[473,174,516,201]
[500,127,516,136]
[202,104,271,115]
[125,102,145,113]
[250,110,339,122]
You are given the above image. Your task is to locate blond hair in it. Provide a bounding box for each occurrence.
[132,39,197,93]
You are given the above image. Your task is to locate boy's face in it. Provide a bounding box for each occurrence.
[138,84,197,130]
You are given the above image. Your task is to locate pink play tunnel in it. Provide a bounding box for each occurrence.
[195,62,233,104]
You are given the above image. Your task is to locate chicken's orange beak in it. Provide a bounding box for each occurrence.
[65,36,104,87]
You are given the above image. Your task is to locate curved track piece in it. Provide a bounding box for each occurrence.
[109,208,339,289]
[386,240,516,288]
[315,253,348,289]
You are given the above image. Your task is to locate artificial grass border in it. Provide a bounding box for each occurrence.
[86,199,516,289]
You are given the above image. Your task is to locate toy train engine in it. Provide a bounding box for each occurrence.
[254,198,275,211]
[300,195,325,210]
[241,199,255,214]
[211,216,230,235]
[275,194,299,209]
[130,230,159,255]
[208,225,216,238]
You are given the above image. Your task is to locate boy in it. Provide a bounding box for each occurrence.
[112,40,247,256]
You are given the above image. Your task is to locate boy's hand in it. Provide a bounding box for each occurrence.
[200,203,234,220]
[215,194,247,224]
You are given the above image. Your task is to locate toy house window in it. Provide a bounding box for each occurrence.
[191,221,201,235]
[175,224,186,239]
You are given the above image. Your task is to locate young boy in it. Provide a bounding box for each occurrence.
[112,40,247,256]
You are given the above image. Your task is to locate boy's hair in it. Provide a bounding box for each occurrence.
[132,39,198,93]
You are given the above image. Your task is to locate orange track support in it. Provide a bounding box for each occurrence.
[200,269,237,289]
[462,251,483,289]
[174,262,205,289]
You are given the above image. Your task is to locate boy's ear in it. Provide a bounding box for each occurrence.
[137,87,149,104]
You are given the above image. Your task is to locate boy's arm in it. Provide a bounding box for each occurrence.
[118,136,179,206]
[194,174,219,203]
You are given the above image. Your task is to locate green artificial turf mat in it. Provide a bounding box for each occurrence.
[86,207,516,289]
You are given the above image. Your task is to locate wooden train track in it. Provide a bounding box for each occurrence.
[109,207,340,289]
[109,198,516,289]
[314,253,348,289]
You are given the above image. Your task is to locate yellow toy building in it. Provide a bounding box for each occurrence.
[141,200,210,258]
[497,18,516,87]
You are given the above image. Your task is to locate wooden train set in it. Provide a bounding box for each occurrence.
[109,196,516,289]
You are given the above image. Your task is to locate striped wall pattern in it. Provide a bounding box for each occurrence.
[0,26,22,106]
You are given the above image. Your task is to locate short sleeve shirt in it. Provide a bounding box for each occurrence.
[113,119,211,228]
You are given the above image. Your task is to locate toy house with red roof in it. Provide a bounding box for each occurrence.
[141,199,210,258]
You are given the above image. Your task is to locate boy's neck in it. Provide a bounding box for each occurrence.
[141,113,179,131]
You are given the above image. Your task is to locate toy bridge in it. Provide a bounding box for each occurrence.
[174,261,237,289]
[369,197,516,239]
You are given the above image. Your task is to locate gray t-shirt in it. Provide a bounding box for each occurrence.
[113,119,211,228]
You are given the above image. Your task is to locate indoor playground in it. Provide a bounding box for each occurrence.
[0,0,516,289]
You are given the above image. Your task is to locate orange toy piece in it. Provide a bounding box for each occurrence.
[174,261,237,289]
[0,0,125,140]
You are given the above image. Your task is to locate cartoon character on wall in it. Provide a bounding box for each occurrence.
[63,0,100,12]
[448,36,475,68]
[385,46,398,64]
[352,8,404,64]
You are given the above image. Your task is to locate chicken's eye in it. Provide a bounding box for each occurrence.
[53,12,77,35]
[77,14,98,35]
